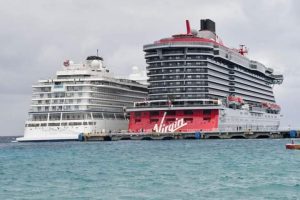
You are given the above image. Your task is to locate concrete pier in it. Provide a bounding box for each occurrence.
[80,130,299,142]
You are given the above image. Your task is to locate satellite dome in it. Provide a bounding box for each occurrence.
[132,66,139,73]
[191,29,198,36]
[91,60,101,68]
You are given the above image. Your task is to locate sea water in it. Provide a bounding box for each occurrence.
[0,137,300,200]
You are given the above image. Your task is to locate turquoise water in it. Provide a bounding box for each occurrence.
[0,138,300,200]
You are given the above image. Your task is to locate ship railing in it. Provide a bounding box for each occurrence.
[148,69,208,75]
[269,74,283,84]
[145,52,158,56]
[132,102,221,109]
[184,128,219,133]
[162,51,184,55]
[186,50,213,54]
[144,42,214,49]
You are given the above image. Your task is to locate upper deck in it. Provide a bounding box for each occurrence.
[141,19,283,105]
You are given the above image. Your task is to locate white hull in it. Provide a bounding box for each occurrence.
[16,135,79,142]
[218,108,281,132]
[16,119,128,142]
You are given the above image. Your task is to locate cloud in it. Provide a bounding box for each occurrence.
[0,0,299,135]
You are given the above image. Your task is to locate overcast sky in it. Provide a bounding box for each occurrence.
[0,0,299,136]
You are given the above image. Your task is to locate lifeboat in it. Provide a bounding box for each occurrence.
[286,141,300,150]
[262,102,281,112]
[227,96,243,104]
[227,96,244,109]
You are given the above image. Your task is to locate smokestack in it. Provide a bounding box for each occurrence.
[186,20,191,34]
[200,19,216,33]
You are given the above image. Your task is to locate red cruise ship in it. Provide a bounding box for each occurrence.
[127,19,283,133]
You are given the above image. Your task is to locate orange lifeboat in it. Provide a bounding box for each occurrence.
[286,141,300,150]
[227,96,244,109]
[227,96,244,104]
[262,102,281,111]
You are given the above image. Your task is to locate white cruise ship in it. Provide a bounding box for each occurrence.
[17,55,147,142]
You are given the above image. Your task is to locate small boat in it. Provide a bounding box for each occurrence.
[286,141,300,150]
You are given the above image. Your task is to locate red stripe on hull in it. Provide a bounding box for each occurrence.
[155,37,225,47]
[128,109,219,133]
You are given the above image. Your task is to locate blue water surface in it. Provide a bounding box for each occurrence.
[0,137,300,200]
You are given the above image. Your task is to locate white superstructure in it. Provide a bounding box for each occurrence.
[17,55,147,142]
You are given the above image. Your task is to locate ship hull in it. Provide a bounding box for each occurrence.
[16,118,128,142]
[128,107,280,133]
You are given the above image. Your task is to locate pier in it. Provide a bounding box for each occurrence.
[79,130,299,142]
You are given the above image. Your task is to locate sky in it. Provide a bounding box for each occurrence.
[0,0,299,136]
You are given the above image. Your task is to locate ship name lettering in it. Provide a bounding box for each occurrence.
[153,112,187,133]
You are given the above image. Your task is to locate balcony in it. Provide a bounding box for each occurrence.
[162,51,184,56]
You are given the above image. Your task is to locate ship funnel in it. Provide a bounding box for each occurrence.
[186,20,191,34]
[200,19,216,33]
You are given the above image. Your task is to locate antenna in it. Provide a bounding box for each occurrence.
[97,49,99,56]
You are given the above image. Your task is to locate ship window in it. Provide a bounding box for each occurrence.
[116,114,125,119]
[203,110,211,115]
[203,117,211,121]
[48,123,60,126]
[93,113,103,119]
[167,111,176,115]
[150,111,159,116]
[103,113,115,119]
[69,122,82,126]
[29,124,34,127]
[184,118,193,123]
[41,123,47,127]
[184,110,193,115]
[135,112,141,117]
[150,119,159,123]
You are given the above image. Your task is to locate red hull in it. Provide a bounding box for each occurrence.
[286,144,300,150]
[128,109,219,133]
